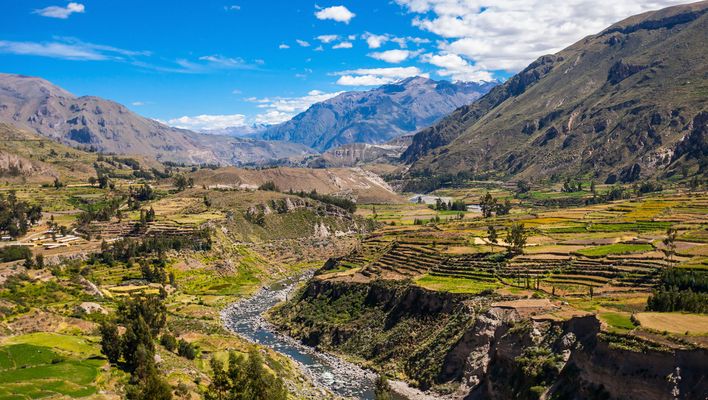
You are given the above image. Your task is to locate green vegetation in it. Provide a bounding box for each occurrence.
[576,243,653,257]
[0,190,42,238]
[205,348,287,400]
[415,274,499,294]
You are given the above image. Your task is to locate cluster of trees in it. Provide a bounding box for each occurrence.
[173,175,194,192]
[479,193,512,218]
[291,189,357,213]
[138,207,156,226]
[402,170,476,193]
[647,268,707,313]
[561,179,584,193]
[432,198,467,211]
[258,181,279,191]
[0,245,32,262]
[485,223,527,255]
[99,296,174,400]
[76,196,125,225]
[0,191,42,238]
[91,230,212,266]
[205,348,288,400]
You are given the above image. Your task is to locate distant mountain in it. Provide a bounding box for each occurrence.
[260,77,497,151]
[201,123,270,138]
[307,135,413,168]
[402,2,708,186]
[0,74,310,165]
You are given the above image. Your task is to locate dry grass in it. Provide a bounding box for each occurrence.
[635,312,708,335]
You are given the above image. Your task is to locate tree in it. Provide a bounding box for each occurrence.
[479,193,496,218]
[122,316,154,372]
[160,333,177,352]
[375,374,393,400]
[206,357,230,400]
[53,177,63,190]
[88,176,97,186]
[663,227,678,264]
[506,223,527,255]
[495,199,512,216]
[487,225,498,251]
[516,180,531,194]
[177,339,197,360]
[174,175,188,192]
[205,348,287,400]
[99,321,122,364]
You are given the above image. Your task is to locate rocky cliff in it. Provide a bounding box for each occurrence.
[269,278,707,399]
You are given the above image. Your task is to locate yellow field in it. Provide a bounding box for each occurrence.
[635,312,708,335]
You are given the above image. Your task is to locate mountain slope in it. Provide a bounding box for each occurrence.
[260,77,496,151]
[403,2,708,184]
[0,74,311,165]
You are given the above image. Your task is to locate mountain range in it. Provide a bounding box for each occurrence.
[0,73,312,165]
[402,1,708,185]
[260,77,496,151]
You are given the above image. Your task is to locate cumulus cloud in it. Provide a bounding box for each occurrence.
[394,0,688,72]
[296,39,311,47]
[278,43,290,49]
[33,2,85,19]
[422,52,493,82]
[248,89,344,124]
[314,5,356,24]
[316,35,339,43]
[369,49,418,63]
[334,67,427,86]
[332,41,353,49]
[167,114,248,131]
[361,32,430,49]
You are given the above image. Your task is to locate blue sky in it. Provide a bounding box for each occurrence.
[0,0,688,130]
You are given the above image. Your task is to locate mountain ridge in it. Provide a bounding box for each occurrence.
[402,1,708,186]
[0,73,312,165]
[260,76,497,151]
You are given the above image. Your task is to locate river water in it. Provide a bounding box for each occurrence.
[221,272,378,399]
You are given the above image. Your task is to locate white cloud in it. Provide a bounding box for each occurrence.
[362,32,389,49]
[0,38,147,61]
[369,49,418,63]
[224,5,240,11]
[361,32,431,49]
[296,39,311,47]
[314,5,356,24]
[334,67,427,86]
[422,52,493,82]
[316,35,339,43]
[131,101,145,106]
[314,45,324,51]
[248,89,344,124]
[33,2,85,19]
[332,41,353,49]
[278,43,290,49]
[167,114,248,131]
[198,55,249,68]
[395,0,688,72]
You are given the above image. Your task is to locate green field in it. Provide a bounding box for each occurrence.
[577,243,654,257]
[0,336,106,399]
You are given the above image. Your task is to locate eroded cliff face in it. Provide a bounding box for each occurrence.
[269,278,707,400]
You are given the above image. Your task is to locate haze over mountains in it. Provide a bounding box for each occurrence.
[260,77,496,151]
[402,1,708,185]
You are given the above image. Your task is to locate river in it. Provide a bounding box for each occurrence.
[221,272,378,399]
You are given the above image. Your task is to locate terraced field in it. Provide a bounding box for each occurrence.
[332,190,708,298]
